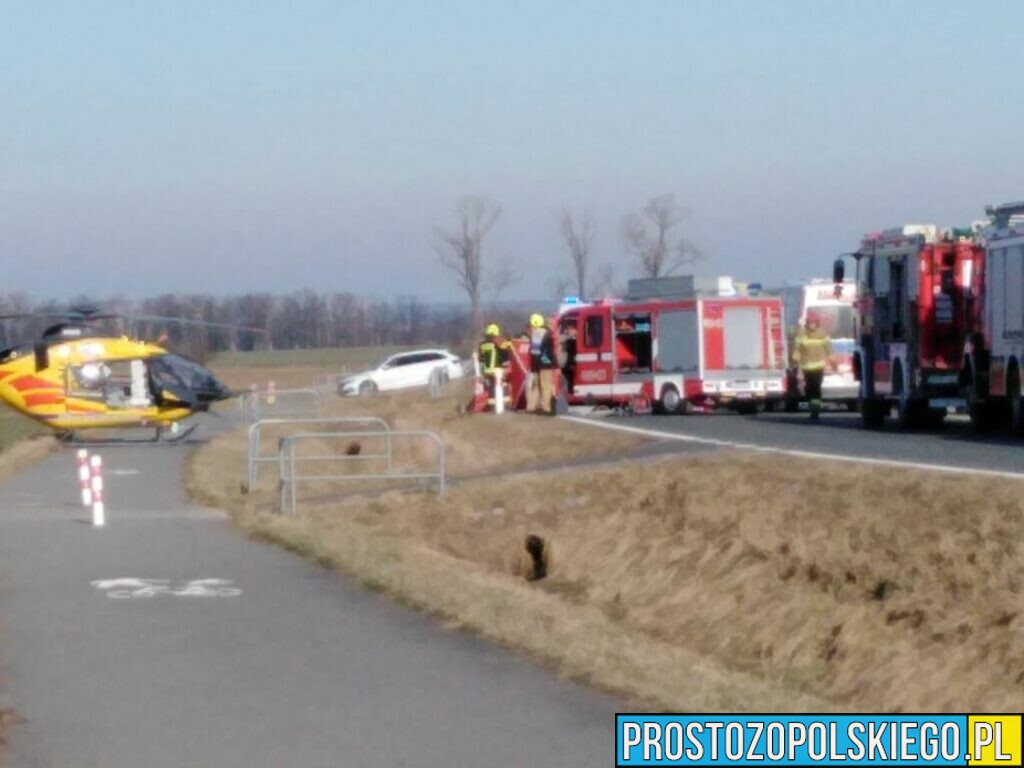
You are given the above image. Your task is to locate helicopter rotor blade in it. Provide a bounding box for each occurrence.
[129,315,267,335]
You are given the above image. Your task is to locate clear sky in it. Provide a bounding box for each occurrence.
[2,1,1022,302]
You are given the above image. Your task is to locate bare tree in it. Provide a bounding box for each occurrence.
[487,260,522,306]
[557,208,596,298]
[433,195,502,333]
[623,194,703,278]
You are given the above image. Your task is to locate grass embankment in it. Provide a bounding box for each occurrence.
[0,410,44,452]
[0,409,52,484]
[195,365,1024,712]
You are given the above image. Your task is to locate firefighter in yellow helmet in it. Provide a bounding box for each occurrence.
[478,323,510,375]
[478,323,511,406]
[792,312,832,421]
[526,312,557,413]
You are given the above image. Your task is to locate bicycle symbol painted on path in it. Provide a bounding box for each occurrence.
[91,578,242,599]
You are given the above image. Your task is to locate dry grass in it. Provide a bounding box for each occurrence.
[191,365,1024,712]
[0,438,54,485]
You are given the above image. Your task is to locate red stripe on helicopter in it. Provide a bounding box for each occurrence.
[24,392,65,407]
[0,370,12,381]
[10,375,61,392]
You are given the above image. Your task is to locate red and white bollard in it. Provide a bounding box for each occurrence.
[77,449,92,507]
[89,454,105,527]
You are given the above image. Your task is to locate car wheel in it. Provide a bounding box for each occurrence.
[359,381,377,396]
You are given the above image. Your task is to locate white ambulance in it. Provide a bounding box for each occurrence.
[777,279,858,411]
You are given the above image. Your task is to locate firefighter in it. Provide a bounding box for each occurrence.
[792,313,832,421]
[478,323,509,376]
[477,323,511,405]
[526,313,557,413]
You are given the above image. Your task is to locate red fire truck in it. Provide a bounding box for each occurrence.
[558,276,787,413]
[961,202,1024,432]
[835,224,984,428]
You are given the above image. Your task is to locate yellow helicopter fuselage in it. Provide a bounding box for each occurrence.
[0,336,197,432]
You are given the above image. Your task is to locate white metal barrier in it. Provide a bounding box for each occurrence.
[277,430,445,515]
[244,416,392,492]
[240,388,323,425]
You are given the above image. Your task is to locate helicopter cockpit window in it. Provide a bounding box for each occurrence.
[150,354,219,391]
[67,359,152,408]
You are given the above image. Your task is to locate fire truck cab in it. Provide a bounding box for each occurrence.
[964,202,1024,432]
[838,225,984,428]
[558,276,786,414]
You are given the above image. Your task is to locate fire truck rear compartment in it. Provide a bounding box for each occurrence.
[613,312,652,374]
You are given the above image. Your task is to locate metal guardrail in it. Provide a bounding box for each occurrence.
[277,430,445,515]
[245,416,392,492]
[240,388,323,425]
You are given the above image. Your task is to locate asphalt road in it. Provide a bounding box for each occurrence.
[0,433,617,768]
[568,407,1024,477]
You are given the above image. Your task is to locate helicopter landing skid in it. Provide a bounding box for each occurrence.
[57,423,199,448]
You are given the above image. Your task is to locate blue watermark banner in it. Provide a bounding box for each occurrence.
[616,714,1023,766]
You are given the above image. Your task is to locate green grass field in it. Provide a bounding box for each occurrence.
[208,346,412,370]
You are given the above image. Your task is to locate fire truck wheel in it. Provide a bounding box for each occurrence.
[859,398,887,427]
[1012,398,1024,437]
[1009,369,1024,436]
[783,396,800,413]
[656,385,683,415]
[895,396,925,429]
[966,383,992,432]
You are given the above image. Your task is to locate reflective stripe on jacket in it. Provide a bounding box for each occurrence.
[478,340,509,373]
[793,328,832,372]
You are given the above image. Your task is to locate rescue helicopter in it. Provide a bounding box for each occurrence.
[0,306,261,444]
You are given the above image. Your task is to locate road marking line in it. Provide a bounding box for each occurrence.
[560,415,1024,481]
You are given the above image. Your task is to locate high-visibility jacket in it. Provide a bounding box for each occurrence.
[792,327,832,372]
[479,339,510,373]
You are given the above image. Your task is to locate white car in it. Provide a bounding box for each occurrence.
[338,349,465,396]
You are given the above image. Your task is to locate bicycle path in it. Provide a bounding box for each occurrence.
[0,433,617,767]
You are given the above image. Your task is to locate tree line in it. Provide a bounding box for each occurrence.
[0,291,479,358]
[0,192,702,356]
